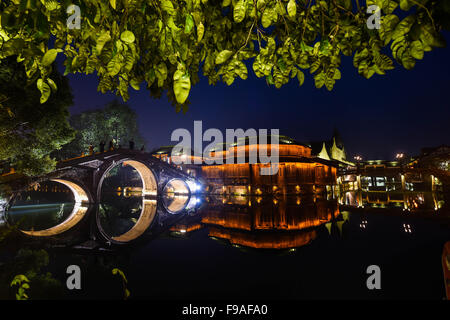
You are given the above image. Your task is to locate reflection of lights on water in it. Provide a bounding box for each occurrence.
[143,190,157,196]
[186,181,202,193]
[360,219,368,229]
[403,223,412,233]
[185,196,202,210]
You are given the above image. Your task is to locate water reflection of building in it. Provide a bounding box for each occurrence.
[198,196,338,249]
[341,190,445,212]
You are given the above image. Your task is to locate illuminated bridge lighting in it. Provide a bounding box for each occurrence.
[21,179,89,237]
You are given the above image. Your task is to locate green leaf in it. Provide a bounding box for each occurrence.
[215,50,233,64]
[234,0,246,23]
[155,62,168,87]
[107,56,121,76]
[380,14,400,45]
[297,69,304,86]
[96,31,112,55]
[333,69,341,80]
[257,0,266,10]
[310,60,320,74]
[41,0,59,11]
[287,0,297,18]
[314,72,326,88]
[120,31,135,44]
[37,78,51,103]
[392,15,416,39]
[399,0,413,11]
[161,0,175,15]
[235,60,248,79]
[41,49,61,67]
[173,69,191,104]
[261,8,275,28]
[110,0,116,9]
[47,78,57,91]
[185,14,194,34]
[410,40,424,60]
[112,268,126,281]
[325,77,335,91]
[401,52,416,70]
[275,1,286,15]
[197,22,205,42]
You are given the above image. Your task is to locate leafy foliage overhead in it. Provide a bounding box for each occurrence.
[0,0,448,112]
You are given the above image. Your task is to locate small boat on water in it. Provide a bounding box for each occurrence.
[443,241,450,300]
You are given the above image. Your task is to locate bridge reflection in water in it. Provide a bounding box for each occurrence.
[6,180,90,237]
[4,176,447,251]
[3,178,449,300]
[5,160,202,244]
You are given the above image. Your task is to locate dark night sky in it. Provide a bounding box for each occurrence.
[65,33,450,161]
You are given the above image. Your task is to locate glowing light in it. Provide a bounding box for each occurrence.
[403,223,412,233]
[186,180,202,193]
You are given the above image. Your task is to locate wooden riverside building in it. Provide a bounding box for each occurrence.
[152,135,338,196]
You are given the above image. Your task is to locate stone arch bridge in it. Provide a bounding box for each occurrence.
[4,149,203,244]
[14,149,202,202]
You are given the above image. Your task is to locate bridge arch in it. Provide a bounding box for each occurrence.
[96,159,159,244]
[97,158,158,201]
[96,199,158,244]
[8,178,90,237]
[164,178,190,195]
[162,178,191,213]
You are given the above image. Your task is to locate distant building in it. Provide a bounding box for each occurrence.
[152,135,338,195]
[310,129,354,166]
[411,145,450,171]
[151,145,203,178]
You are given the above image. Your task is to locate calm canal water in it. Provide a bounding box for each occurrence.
[3,184,449,300]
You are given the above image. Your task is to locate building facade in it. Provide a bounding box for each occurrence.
[151,135,338,196]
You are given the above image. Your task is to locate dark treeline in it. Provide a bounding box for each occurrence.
[54,100,146,160]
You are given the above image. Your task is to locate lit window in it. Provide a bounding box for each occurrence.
[375,177,385,187]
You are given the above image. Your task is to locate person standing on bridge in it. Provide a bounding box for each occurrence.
[129,139,135,150]
[99,141,105,153]
[108,141,114,151]
[89,145,94,155]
